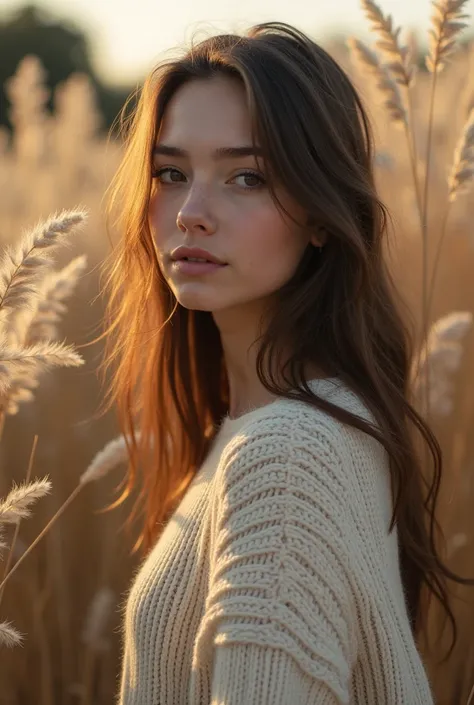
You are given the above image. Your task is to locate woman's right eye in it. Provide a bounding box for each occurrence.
[152,167,184,184]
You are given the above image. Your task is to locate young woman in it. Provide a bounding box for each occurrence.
[96,20,472,705]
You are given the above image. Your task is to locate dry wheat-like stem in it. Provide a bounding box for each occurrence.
[0,483,83,595]
[0,339,84,398]
[412,311,472,382]
[448,106,474,201]
[79,586,115,705]
[0,339,85,404]
[0,433,137,596]
[428,310,472,342]
[0,370,40,421]
[360,0,416,87]
[0,620,23,648]
[26,254,88,345]
[0,527,8,556]
[460,42,474,119]
[8,254,88,349]
[467,679,474,705]
[425,107,474,327]
[0,254,89,414]
[446,532,468,559]
[0,208,88,328]
[420,0,470,425]
[359,0,423,220]
[81,587,114,650]
[347,38,408,126]
[412,311,472,416]
[79,433,140,486]
[0,431,132,595]
[426,0,470,74]
[0,476,51,524]
[0,436,38,612]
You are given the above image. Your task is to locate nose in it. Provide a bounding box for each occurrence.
[176,192,217,235]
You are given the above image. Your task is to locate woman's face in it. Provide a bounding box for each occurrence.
[149,75,322,318]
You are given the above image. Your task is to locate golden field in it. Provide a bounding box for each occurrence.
[0,3,474,703]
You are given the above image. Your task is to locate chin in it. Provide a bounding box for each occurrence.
[180,303,216,312]
[174,293,222,312]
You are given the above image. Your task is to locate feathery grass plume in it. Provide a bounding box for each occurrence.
[430,310,473,342]
[79,432,142,485]
[27,254,88,345]
[0,208,88,328]
[1,377,38,417]
[0,370,39,417]
[9,254,89,349]
[81,587,115,651]
[374,150,394,169]
[448,107,474,200]
[0,254,88,411]
[0,527,8,556]
[0,339,84,377]
[0,338,83,399]
[0,477,52,524]
[0,620,23,648]
[0,533,25,561]
[412,311,472,415]
[458,41,474,122]
[426,0,470,73]
[346,37,408,126]
[4,56,50,166]
[422,3,471,361]
[360,0,416,87]
[447,532,468,558]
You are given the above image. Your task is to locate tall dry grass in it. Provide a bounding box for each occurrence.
[0,1,473,702]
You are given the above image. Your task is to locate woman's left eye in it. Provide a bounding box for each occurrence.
[151,167,265,190]
[231,171,266,189]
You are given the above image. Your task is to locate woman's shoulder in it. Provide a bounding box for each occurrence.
[218,377,380,456]
[215,377,390,511]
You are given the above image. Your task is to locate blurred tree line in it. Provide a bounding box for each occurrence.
[0,3,138,138]
[1,2,472,144]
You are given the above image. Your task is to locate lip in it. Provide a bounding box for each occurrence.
[171,260,228,276]
[170,246,227,265]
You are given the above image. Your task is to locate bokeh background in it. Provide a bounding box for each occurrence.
[0,1,474,703]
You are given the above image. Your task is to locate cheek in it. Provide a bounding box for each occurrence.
[240,208,307,277]
[148,192,174,258]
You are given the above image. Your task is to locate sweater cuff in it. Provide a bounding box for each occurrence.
[210,642,343,705]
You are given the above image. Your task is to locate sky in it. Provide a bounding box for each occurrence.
[1,0,473,87]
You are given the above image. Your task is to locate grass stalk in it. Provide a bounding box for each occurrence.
[0,434,38,607]
[0,483,84,595]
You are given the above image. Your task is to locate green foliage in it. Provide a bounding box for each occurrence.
[0,4,136,137]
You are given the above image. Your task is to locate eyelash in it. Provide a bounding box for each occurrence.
[151,167,266,190]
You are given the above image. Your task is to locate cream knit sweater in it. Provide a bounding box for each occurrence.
[118,378,435,704]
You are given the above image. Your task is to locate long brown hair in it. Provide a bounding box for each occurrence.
[89,21,474,663]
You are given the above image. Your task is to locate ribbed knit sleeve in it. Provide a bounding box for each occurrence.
[192,415,360,705]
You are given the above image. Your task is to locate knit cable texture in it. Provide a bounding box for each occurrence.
[193,418,359,701]
[118,382,435,705]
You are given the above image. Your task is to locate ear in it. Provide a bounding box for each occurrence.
[310,226,328,249]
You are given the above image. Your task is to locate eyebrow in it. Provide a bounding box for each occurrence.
[152,144,264,159]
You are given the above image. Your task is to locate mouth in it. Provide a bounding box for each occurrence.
[172,256,228,265]
[171,259,228,275]
[180,257,218,263]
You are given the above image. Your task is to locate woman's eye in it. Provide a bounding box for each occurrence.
[151,167,265,190]
[232,171,266,189]
[152,167,183,184]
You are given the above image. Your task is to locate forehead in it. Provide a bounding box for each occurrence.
[157,76,253,148]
